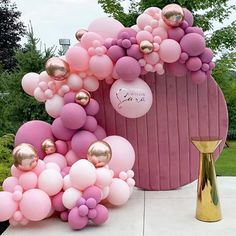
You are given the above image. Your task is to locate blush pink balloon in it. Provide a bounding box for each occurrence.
[45,95,64,118]
[67,74,83,91]
[62,187,82,209]
[159,39,181,63]
[20,189,51,221]
[136,31,153,44]
[43,153,67,170]
[144,52,160,65]
[95,168,113,188]
[152,27,168,40]
[15,120,54,159]
[89,55,113,79]
[18,172,38,191]
[93,125,107,140]
[0,192,18,221]
[136,14,153,30]
[34,87,46,102]
[103,136,135,176]
[2,177,19,192]
[80,32,104,49]
[83,76,99,92]
[88,17,124,39]
[21,72,39,96]
[11,165,23,178]
[65,46,89,71]
[66,150,79,166]
[32,159,46,176]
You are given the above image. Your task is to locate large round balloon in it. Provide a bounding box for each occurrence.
[110,78,153,118]
[15,121,54,159]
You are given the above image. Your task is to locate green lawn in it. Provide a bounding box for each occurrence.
[216,141,236,176]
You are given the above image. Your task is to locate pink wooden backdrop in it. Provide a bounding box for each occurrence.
[93,72,228,190]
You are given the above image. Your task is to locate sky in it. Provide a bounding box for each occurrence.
[13,0,236,50]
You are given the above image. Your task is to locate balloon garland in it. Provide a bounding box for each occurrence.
[0,4,215,231]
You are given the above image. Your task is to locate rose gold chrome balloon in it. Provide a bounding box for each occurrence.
[75,29,88,41]
[42,139,56,155]
[13,143,39,171]
[45,57,70,81]
[140,40,154,54]
[162,4,184,27]
[87,141,112,168]
[75,89,91,106]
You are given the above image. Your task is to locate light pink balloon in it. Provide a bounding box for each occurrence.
[144,52,160,65]
[69,159,96,190]
[38,169,63,196]
[89,55,113,79]
[136,14,153,29]
[67,74,83,91]
[19,172,38,191]
[103,136,135,176]
[95,167,113,188]
[66,150,79,166]
[63,175,72,191]
[107,178,130,206]
[88,17,124,39]
[159,39,181,63]
[83,76,99,92]
[101,186,110,200]
[3,177,19,192]
[39,71,51,83]
[32,159,46,175]
[136,31,153,44]
[109,78,153,118]
[62,187,82,209]
[43,153,67,170]
[21,72,40,96]
[34,87,46,102]
[80,32,104,49]
[65,46,89,71]
[45,94,64,118]
[11,165,23,178]
[20,189,51,221]
[0,192,18,221]
[152,27,168,40]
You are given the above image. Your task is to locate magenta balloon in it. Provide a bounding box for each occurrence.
[185,27,204,37]
[82,116,98,132]
[167,62,187,77]
[71,130,97,158]
[93,125,107,140]
[83,186,102,203]
[52,118,76,141]
[85,98,100,116]
[92,204,109,225]
[60,103,87,130]
[64,92,76,104]
[180,33,205,56]
[15,120,54,159]
[115,56,141,81]
[186,57,202,71]
[55,140,68,155]
[167,27,185,42]
[199,48,214,63]
[117,28,137,39]
[183,8,194,27]
[107,45,126,62]
[127,44,143,60]
[191,70,207,84]
[68,207,88,230]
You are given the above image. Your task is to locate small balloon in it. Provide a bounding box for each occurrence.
[140,40,154,54]
[162,4,184,27]
[75,29,88,41]
[87,141,112,168]
[13,143,39,171]
[75,89,91,106]
[45,57,70,80]
[42,139,56,155]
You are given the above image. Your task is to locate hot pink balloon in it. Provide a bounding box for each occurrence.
[88,17,124,39]
[21,72,39,96]
[80,32,104,49]
[103,135,135,176]
[159,39,181,63]
[15,120,54,159]
[19,189,51,221]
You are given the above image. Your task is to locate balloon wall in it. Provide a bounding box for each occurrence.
[0,3,216,231]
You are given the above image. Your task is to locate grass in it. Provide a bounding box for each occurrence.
[216,141,236,176]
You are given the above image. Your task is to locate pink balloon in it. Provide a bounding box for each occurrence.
[68,207,88,230]
[15,120,54,159]
[144,52,160,65]
[127,44,143,60]
[62,187,82,209]
[71,130,97,158]
[103,136,135,176]
[136,14,153,30]
[67,74,83,91]
[38,169,63,196]
[65,46,89,71]
[82,116,98,132]
[92,204,109,225]
[45,95,64,118]
[11,165,23,178]
[167,27,185,42]
[32,159,46,176]
[89,55,113,79]
[0,192,18,221]
[93,125,107,140]
[66,150,79,166]
[136,31,153,44]
[3,177,19,192]
[107,178,130,206]
[21,72,39,96]
[83,76,99,92]
[55,140,68,155]
[183,8,194,27]
[83,186,102,203]
[80,32,104,49]
[85,98,99,116]
[95,168,113,188]
[152,27,168,40]
[20,189,51,221]
[191,70,207,84]
[69,159,96,190]
[109,78,153,118]
[88,17,124,39]
[159,39,181,63]
[43,153,67,170]
[52,192,66,212]
[34,87,46,102]
[52,118,76,141]
[18,172,38,191]
[64,92,76,104]
[186,57,202,71]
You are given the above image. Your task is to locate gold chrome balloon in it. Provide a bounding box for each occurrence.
[45,57,70,81]
[75,29,88,41]
[162,4,184,27]
[87,141,112,168]
[42,139,56,155]
[75,89,91,106]
[13,143,39,171]
[140,40,154,54]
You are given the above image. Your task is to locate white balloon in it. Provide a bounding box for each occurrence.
[62,187,82,209]
[45,95,64,118]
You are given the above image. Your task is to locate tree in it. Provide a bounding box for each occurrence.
[0,0,25,70]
